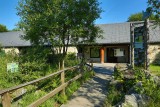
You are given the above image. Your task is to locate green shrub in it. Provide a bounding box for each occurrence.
[106,85,124,106]
[0,49,5,57]
[19,47,50,74]
[14,64,93,106]
[0,51,19,89]
[133,69,160,106]
[0,46,93,106]
[64,52,80,67]
[55,94,68,104]
[107,67,160,106]
[66,81,81,97]
[113,68,124,80]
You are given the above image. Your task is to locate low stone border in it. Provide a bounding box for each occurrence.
[111,64,160,107]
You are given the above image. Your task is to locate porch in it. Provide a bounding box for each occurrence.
[82,44,130,63]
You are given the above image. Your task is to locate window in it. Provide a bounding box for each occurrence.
[114,49,124,56]
[90,48,100,58]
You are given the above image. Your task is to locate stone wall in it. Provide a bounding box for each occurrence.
[2,48,19,54]
[148,44,160,64]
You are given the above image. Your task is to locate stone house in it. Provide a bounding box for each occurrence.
[0,31,30,54]
[0,21,159,64]
[79,22,160,64]
[0,31,78,54]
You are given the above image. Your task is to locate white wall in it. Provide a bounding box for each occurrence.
[67,47,78,53]
[53,46,78,54]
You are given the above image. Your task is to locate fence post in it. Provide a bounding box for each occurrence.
[2,92,11,107]
[61,70,65,96]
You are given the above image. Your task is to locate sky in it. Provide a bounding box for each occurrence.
[0,0,148,30]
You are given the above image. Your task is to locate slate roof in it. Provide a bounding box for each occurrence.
[149,24,160,43]
[97,22,130,44]
[97,22,160,44]
[0,31,31,47]
[0,22,159,47]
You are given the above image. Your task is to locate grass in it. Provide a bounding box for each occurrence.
[149,64,160,76]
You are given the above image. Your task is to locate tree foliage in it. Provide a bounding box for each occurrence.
[17,0,102,67]
[0,24,8,32]
[12,27,20,31]
[127,12,157,22]
[147,0,160,25]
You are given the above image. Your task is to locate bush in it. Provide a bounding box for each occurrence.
[0,46,52,89]
[19,47,50,74]
[14,64,94,106]
[106,67,160,106]
[0,46,94,106]
[133,69,160,107]
[106,85,124,106]
[0,45,5,56]
[64,52,80,67]
[0,51,19,89]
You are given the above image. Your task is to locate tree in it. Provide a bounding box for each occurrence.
[12,27,20,31]
[0,24,8,32]
[147,0,160,25]
[17,0,102,69]
[127,12,157,22]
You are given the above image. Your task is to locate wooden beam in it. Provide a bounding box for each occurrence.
[2,92,11,107]
[100,47,105,63]
[61,71,65,95]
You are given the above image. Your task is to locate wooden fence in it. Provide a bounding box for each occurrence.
[0,63,93,107]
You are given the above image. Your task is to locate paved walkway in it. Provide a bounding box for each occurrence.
[61,63,116,107]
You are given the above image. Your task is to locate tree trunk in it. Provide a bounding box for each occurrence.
[60,59,64,70]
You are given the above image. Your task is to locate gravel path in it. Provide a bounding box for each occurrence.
[61,63,116,107]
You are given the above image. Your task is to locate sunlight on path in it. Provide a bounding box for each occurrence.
[61,63,116,107]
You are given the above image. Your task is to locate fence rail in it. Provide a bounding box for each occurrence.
[0,63,93,107]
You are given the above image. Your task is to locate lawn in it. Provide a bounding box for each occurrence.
[149,64,160,76]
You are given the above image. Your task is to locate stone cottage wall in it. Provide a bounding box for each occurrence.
[2,48,19,54]
[148,44,160,64]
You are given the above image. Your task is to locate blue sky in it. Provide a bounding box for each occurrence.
[0,0,148,30]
